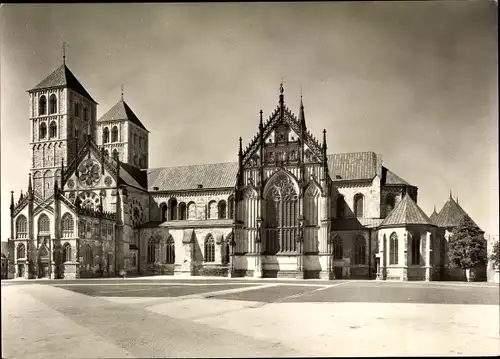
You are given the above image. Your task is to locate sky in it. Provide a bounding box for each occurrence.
[0,2,498,239]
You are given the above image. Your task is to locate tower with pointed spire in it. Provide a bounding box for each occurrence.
[27,46,97,198]
[96,86,150,169]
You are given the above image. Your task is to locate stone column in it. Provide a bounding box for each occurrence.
[254,219,263,278]
[402,230,408,281]
[425,231,432,281]
[381,234,387,280]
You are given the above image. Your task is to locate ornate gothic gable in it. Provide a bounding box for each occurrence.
[241,106,324,167]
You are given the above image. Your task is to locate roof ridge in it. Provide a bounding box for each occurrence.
[148,160,238,171]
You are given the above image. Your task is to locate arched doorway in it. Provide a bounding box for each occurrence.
[38,245,50,278]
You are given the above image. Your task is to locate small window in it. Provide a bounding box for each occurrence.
[411,235,421,265]
[166,236,175,264]
[83,107,88,121]
[74,102,80,117]
[336,196,345,218]
[354,194,364,218]
[111,126,119,142]
[49,121,57,139]
[39,96,47,115]
[103,128,109,143]
[49,94,57,114]
[333,236,343,260]
[389,232,398,265]
[39,122,47,139]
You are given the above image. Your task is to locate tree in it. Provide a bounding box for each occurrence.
[448,215,487,270]
[490,240,499,269]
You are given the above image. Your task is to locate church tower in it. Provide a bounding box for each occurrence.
[96,89,149,169]
[27,49,97,198]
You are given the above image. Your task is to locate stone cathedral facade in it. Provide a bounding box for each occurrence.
[8,61,485,281]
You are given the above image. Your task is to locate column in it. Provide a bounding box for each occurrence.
[381,234,387,280]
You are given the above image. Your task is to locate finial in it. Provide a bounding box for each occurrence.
[28,173,32,191]
[280,78,284,95]
[239,137,243,154]
[10,191,14,208]
[121,83,124,100]
[449,189,452,199]
[259,110,263,128]
[323,129,327,145]
[433,205,436,212]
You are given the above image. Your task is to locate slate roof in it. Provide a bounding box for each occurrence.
[380,193,432,227]
[434,196,479,229]
[29,64,96,103]
[98,99,148,132]
[382,166,411,186]
[429,209,439,225]
[147,162,239,191]
[119,161,148,189]
[328,152,378,181]
[331,218,383,230]
[147,152,411,192]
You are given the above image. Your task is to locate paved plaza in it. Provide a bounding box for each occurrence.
[2,278,499,358]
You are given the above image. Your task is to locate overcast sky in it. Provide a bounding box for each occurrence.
[1,2,498,239]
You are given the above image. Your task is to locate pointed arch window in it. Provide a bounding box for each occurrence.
[411,234,421,265]
[265,174,298,254]
[39,96,47,115]
[204,235,215,262]
[333,236,343,260]
[49,121,57,139]
[111,126,119,142]
[49,94,57,114]
[38,214,50,235]
[336,195,345,218]
[147,237,158,264]
[16,215,27,238]
[354,193,364,218]
[61,213,74,236]
[354,236,366,265]
[63,242,71,262]
[103,127,110,144]
[218,200,227,219]
[179,202,187,220]
[166,236,175,264]
[39,122,47,140]
[17,243,26,259]
[389,232,398,265]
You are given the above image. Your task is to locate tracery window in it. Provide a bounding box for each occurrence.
[16,215,27,238]
[147,237,158,264]
[389,232,398,265]
[333,236,343,260]
[166,236,175,264]
[61,213,74,236]
[265,174,298,254]
[354,194,364,218]
[354,236,366,265]
[204,235,215,262]
[38,214,50,234]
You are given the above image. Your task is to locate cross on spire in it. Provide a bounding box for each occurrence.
[62,41,70,65]
[121,83,124,100]
[280,77,285,94]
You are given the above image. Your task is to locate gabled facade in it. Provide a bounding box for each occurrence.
[11,61,475,281]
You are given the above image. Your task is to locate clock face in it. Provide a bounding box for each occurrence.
[78,159,101,188]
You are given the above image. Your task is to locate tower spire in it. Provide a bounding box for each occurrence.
[279,79,285,122]
[299,92,306,129]
[62,41,69,65]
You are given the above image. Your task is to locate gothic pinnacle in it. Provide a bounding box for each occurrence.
[28,173,32,192]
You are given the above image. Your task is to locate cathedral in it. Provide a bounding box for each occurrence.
[8,60,485,281]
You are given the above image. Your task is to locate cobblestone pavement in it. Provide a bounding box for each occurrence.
[2,279,499,358]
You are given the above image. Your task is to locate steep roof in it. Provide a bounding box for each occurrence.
[328,152,378,181]
[147,162,239,191]
[429,207,439,224]
[380,193,433,227]
[381,166,411,186]
[29,64,96,103]
[434,195,479,229]
[98,99,148,132]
